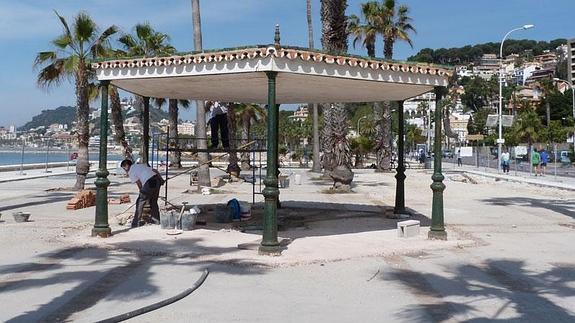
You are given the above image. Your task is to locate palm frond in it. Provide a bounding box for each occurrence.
[51,33,73,50]
[153,97,167,108]
[37,59,67,88]
[74,11,96,45]
[34,51,57,68]
[179,100,190,108]
[53,10,72,39]
[62,55,80,74]
[90,25,118,58]
[87,82,100,102]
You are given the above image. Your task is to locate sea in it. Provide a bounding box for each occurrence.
[0,150,126,166]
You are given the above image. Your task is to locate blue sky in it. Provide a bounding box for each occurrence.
[0,0,573,127]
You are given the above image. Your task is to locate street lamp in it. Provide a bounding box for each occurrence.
[357,115,368,136]
[498,24,535,172]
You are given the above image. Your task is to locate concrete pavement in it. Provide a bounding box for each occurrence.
[0,166,574,322]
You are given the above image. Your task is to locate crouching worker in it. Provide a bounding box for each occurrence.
[120,159,165,228]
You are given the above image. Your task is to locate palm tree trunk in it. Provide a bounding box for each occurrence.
[321,105,335,171]
[74,67,90,190]
[168,99,182,168]
[546,101,551,127]
[307,0,314,49]
[110,86,132,160]
[240,114,251,170]
[375,101,392,172]
[307,0,321,172]
[192,0,211,187]
[320,0,349,54]
[226,104,240,175]
[312,104,321,172]
[133,95,146,162]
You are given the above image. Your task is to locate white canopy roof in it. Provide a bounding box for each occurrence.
[93,46,452,104]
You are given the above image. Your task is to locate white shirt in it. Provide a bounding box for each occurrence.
[501,152,510,162]
[209,101,228,120]
[128,164,155,184]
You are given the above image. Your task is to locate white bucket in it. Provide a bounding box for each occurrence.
[294,174,302,185]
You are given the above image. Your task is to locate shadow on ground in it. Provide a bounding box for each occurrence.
[480,197,575,220]
[0,239,266,323]
[385,259,575,322]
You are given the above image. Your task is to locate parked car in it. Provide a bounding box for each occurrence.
[442,150,454,158]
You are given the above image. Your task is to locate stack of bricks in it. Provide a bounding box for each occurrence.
[66,190,96,210]
[108,194,131,205]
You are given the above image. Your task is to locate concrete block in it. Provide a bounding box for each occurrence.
[397,220,420,238]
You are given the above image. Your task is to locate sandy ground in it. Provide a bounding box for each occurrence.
[0,166,574,322]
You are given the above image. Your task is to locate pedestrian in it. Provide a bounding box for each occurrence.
[206,100,229,149]
[539,147,549,176]
[418,149,425,164]
[501,148,510,173]
[531,148,541,176]
[121,159,164,228]
[457,149,463,167]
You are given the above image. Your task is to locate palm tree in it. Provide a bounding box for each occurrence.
[321,0,349,54]
[109,87,133,160]
[512,106,542,162]
[348,1,380,58]
[320,0,351,175]
[226,103,240,175]
[35,11,117,189]
[381,0,415,59]
[307,0,322,172]
[233,104,266,170]
[191,0,211,188]
[118,22,176,164]
[538,78,556,127]
[155,98,190,168]
[364,0,416,172]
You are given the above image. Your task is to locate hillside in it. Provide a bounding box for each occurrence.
[20,104,171,132]
[407,38,567,65]
[19,106,76,131]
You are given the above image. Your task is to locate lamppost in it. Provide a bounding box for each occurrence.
[357,115,368,136]
[498,24,534,172]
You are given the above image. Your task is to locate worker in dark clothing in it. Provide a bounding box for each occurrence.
[121,159,164,228]
[206,101,229,149]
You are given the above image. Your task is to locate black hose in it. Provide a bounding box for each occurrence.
[96,269,209,323]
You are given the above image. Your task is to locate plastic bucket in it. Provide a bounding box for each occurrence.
[294,174,302,185]
[160,211,177,229]
[180,212,197,231]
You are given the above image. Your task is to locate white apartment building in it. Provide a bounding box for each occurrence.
[178,122,195,136]
[568,39,575,84]
[288,106,309,122]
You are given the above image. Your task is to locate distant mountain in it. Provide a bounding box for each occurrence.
[21,104,172,132]
[19,106,76,131]
[407,38,567,65]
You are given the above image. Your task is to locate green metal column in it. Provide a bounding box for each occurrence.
[142,96,150,165]
[259,71,281,255]
[394,100,406,216]
[92,80,112,237]
[429,87,447,240]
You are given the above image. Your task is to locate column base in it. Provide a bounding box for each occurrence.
[92,227,112,238]
[258,244,283,256]
[392,209,411,219]
[428,229,447,240]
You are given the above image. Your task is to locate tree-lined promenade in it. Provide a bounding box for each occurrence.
[33,0,574,192]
